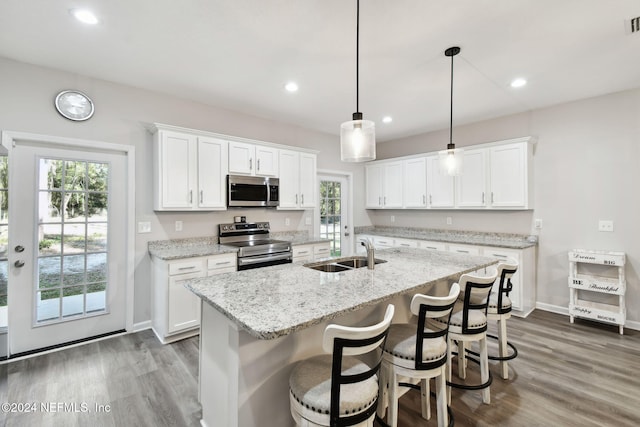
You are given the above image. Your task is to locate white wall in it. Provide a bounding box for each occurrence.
[375,88,640,324]
[0,57,370,325]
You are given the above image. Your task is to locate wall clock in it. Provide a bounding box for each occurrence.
[54,90,95,121]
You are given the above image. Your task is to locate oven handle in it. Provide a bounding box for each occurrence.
[237,252,292,266]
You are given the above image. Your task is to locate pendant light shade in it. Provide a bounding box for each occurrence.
[439,46,463,176]
[340,0,376,162]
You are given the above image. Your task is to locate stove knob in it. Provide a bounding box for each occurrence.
[223,225,229,231]
[257,223,263,228]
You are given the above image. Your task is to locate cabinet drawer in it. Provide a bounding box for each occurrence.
[448,244,481,255]
[373,237,394,248]
[395,238,418,248]
[207,254,237,271]
[419,241,446,251]
[169,259,204,275]
[314,243,331,257]
[293,245,313,258]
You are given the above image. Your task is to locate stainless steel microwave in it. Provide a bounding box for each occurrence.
[227,175,279,207]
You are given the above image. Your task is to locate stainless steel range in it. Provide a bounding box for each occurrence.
[218,222,292,270]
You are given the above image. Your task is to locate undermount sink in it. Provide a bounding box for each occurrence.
[304,256,387,273]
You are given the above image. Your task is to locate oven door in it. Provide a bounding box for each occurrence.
[237,252,292,270]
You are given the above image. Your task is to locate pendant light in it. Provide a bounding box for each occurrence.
[438,46,463,176]
[340,0,376,162]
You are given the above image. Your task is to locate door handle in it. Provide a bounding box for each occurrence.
[15,245,25,253]
[14,260,25,268]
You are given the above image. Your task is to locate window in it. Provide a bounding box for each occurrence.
[319,180,341,256]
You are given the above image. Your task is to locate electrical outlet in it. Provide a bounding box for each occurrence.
[137,221,151,233]
[534,219,543,229]
[390,215,395,223]
[598,220,614,232]
[175,220,183,232]
[285,218,290,226]
[446,217,452,225]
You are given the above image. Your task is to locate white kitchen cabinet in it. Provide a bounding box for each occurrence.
[394,238,419,249]
[448,244,482,256]
[418,241,447,251]
[153,129,228,211]
[489,142,533,208]
[456,149,487,208]
[426,155,455,208]
[229,141,278,177]
[365,161,403,208]
[483,247,523,312]
[372,236,395,248]
[278,150,317,209]
[293,242,331,263]
[152,253,237,344]
[403,157,427,208]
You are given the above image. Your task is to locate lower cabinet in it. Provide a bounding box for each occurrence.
[293,242,331,263]
[354,233,536,317]
[152,253,237,344]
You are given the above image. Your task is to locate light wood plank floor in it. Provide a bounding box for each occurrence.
[1,310,639,426]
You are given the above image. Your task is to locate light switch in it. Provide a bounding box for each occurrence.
[446,217,452,225]
[285,218,290,226]
[175,220,183,232]
[138,221,151,233]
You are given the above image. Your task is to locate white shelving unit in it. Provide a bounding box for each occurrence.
[568,249,626,334]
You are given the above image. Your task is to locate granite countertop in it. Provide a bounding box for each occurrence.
[354,226,538,249]
[185,247,497,340]
[148,233,329,260]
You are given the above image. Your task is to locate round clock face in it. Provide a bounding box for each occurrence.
[55,90,95,121]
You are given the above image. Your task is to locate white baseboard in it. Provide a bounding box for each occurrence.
[133,320,152,332]
[535,302,639,332]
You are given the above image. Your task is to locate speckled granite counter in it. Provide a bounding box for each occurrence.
[355,226,537,249]
[148,233,329,260]
[186,247,497,340]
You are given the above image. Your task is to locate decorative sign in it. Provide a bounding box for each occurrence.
[568,276,626,295]
[568,250,625,266]
[569,304,625,324]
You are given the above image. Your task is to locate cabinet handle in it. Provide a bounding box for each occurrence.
[257,159,261,171]
[298,250,309,255]
[249,158,253,170]
[482,192,485,204]
[295,194,298,204]
[400,243,410,247]
[301,194,304,204]
[491,192,494,203]
[423,195,426,204]
[457,250,470,254]
[178,266,196,271]
[189,190,193,203]
[384,196,387,205]
[200,190,203,204]
[378,196,382,206]
[215,261,231,266]
[492,254,507,258]
[429,195,432,205]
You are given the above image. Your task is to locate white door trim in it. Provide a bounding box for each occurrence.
[316,169,354,255]
[1,130,136,333]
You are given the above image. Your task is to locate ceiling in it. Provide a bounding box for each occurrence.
[1,1,639,142]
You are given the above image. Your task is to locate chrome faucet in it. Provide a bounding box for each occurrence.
[361,238,375,270]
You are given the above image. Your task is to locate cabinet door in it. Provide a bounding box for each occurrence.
[489,143,526,208]
[255,146,279,177]
[456,149,487,207]
[197,137,228,209]
[228,141,254,175]
[159,131,196,209]
[292,244,314,263]
[426,156,455,208]
[299,153,317,208]
[383,162,404,208]
[484,248,522,311]
[365,164,384,208]
[167,271,203,334]
[403,158,427,208]
[278,150,300,208]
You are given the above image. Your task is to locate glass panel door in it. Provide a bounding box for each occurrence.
[319,180,342,256]
[36,159,109,324]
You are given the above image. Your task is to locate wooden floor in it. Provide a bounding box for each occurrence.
[1,310,639,426]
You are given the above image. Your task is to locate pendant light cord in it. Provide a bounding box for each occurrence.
[449,52,454,145]
[356,0,360,113]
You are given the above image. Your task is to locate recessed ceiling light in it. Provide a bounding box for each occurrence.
[382,116,393,124]
[284,82,299,93]
[510,78,527,88]
[71,9,99,25]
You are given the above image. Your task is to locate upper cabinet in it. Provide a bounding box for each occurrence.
[365,137,534,210]
[153,129,228,211]
[366,161,403,208]
[278,150,317,209]
[228,141,278,177]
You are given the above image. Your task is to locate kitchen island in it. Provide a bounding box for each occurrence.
[185,247,498,427]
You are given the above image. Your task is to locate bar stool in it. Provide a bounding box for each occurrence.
[377,283,460,427]
[487,260,519,379]
[439,268,498,405]
[289,304,395,427]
